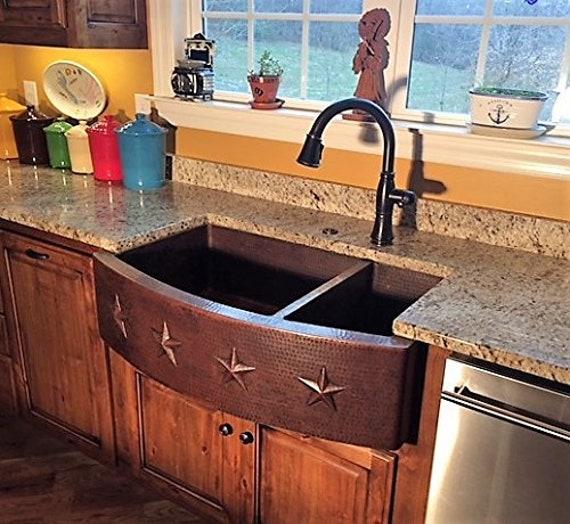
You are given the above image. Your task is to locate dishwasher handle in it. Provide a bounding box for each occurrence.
[443,386,570,443]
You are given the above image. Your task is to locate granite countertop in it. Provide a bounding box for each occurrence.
[1,161,569,385]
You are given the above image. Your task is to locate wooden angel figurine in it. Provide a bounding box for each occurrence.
[344,8,391,121]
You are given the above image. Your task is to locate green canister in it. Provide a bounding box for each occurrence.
[44,118,72,169]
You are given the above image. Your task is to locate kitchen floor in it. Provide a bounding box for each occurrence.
[0,416,206,523]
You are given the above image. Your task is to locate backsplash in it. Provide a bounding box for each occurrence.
[174,157,570,260]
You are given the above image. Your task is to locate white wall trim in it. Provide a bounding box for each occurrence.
[137,95,570,179]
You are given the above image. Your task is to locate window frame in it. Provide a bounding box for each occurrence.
[150,0,570,134]
[390,0,570,133]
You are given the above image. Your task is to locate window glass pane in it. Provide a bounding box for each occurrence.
[553,84,570,124]
[254,21,302,98]
[311,0,362,14]
[485,25,566,120]
[307,22,360,101]
[205,18,248,92]
[416,0,486,16]
[408,24,481,113]
[493,0,570,17]
[255,0,302,13]
[204,0,246,11]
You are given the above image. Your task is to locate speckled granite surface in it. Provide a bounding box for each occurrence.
[0,161,569,385]
[174,158,570,260]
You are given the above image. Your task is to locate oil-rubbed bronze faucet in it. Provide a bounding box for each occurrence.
[297,97,415,246]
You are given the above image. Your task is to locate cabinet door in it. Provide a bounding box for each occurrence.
[258,426,395,524]
[139,377,224,504]
[66,0,147,48]
[109,352,255,523]
[1,232,114,460]
[0,0,67,46]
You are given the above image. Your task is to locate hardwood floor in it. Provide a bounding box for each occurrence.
[0,416,206,523]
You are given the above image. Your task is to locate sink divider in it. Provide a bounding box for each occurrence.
[272,260,372,319]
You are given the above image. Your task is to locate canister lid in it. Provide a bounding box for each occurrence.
[10,104,53,122]
[65,120,90,138]
[116,113,166,136]
[44,117,73,134]
[0,93,25,114]
[87,114,121,135]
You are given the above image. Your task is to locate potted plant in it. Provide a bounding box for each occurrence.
[247,50,284,109]
[469,86,548,130]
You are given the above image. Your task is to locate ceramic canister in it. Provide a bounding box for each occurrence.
[65,120,94,174]
[0,93,25,160]
[87,115,123,183]
[44,118,73,169]
[116,113,166,191]
[10,105,54,165]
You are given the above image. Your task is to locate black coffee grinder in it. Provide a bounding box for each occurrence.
[171,33,216,101]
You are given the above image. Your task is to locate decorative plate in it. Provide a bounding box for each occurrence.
[43,61,106,120]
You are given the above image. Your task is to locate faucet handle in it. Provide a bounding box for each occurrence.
[389,188,416,208]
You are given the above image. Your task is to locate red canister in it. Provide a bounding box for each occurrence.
[87,115,123,182]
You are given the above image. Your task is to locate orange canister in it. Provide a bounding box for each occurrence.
[0,93,25,159]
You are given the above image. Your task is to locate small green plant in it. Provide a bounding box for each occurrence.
[250,50,283,77]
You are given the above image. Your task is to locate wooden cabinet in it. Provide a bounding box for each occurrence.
[0,231,115,461]
[258,427,395,524]
[0,0,147,48]
[110,351,255,523]
[109,353,397,523]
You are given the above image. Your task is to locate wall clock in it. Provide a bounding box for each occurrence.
[43,61,107,120]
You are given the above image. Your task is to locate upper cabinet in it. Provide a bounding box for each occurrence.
[0,0,147,48]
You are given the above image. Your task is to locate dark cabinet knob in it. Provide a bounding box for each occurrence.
[239,431,254,445]
[25,248,49,261]
[218,423,233,436]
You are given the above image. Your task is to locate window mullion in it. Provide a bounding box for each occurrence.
[247,0,254,72]
[475,0,494,85]
[557,27,570,90]
[300,0,310,99]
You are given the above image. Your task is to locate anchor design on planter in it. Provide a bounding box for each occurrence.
[488,104,510,125]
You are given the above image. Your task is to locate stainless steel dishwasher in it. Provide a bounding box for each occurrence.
[425,357,570,524]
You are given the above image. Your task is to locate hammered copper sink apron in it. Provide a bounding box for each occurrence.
[94,225,441,450]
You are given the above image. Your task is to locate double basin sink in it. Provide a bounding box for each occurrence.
[94,225,441,450]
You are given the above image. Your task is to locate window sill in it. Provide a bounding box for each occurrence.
[136,94,570,179]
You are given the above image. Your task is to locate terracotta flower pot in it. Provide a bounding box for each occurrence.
[247,75,281,104]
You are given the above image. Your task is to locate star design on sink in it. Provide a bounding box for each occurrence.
[112,294,128,339]
[152,321,181,367]
[298,367,346,412]
[216,348,256,391]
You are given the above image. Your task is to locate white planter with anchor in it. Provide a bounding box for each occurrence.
[469,87,548,129]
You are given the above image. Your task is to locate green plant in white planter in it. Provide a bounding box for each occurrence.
[469,86,548,129]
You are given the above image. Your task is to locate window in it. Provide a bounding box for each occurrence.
[199,1,569,128]
[402,0,570,124]
[202,0,366,101]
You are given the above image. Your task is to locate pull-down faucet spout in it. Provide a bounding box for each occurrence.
[297,97,415,246]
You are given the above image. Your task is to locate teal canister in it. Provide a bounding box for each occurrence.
[44,118,72,169]
[116,113,166,190]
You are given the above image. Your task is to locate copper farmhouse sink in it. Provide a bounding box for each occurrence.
[94,225,441,450]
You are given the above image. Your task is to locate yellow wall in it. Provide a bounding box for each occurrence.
[3,45,153,118]
[177,128,570,222]
[0,45,17,96]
